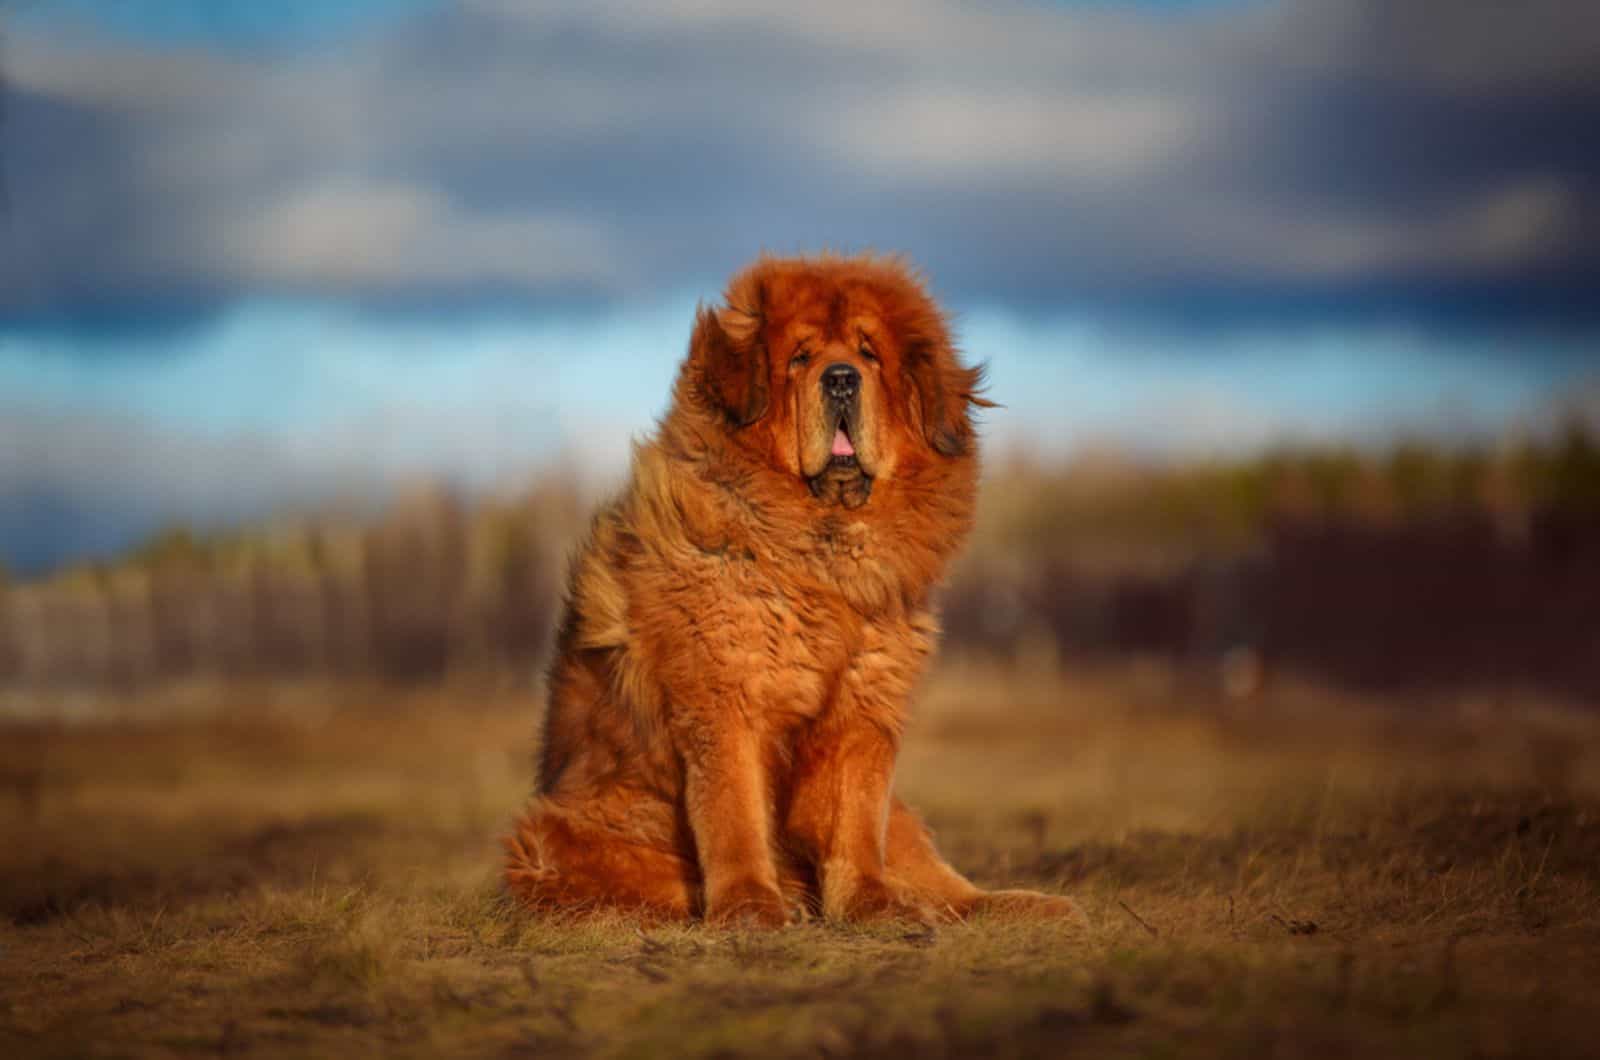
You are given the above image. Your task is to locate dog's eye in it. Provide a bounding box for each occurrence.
[858,343,878,363]
[789,350,810,369]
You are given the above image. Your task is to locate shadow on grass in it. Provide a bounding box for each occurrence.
[4,811,391,926]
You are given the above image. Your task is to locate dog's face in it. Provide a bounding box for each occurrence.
[688,256,985,510]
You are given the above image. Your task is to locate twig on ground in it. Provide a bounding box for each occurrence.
[1117,899,1158,938]
[1269,913,1319,936]
[635,927,670,955]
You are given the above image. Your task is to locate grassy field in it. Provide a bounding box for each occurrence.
[2,663,1598,1058]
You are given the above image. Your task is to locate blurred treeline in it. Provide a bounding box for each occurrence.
[1,425,1597,702]
[0,482,584,695]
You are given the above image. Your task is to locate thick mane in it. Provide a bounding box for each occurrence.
[645,352,978,617]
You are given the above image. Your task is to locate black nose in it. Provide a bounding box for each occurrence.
[822,362,860,401]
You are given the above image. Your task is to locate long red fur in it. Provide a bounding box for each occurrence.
[504,254,1081,927]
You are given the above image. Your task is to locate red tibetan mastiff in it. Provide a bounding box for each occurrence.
[505,254,1080,927]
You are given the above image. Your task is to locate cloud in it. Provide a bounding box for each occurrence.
[1270,0,1600,90]
[0,406,343,573]
[1,0,1596,321]
[1150,173,1584,284]
[837,89,1207,180]
[216,182,622,289]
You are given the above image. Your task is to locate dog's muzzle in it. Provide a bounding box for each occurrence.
[811,362,872,508]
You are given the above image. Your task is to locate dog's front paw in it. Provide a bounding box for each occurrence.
[706,877,791,929]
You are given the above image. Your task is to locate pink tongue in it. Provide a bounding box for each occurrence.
[831,427,855,457]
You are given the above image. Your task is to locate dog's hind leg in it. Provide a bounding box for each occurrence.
[504,798,698,921]
[882,798,984,919]
[885,798,1085,923]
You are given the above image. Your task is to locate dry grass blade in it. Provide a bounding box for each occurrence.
[1117,899,1159,938]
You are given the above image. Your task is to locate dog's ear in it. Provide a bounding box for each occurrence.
[905,335,989,458]
[690,291,769,427]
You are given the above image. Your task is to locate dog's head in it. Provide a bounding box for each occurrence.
[687,254,987,509]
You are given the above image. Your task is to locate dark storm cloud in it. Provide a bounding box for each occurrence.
[0,405,345,574]
[2,0,1597,323]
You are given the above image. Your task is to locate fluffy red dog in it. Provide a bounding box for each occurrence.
[505,254,1079,926]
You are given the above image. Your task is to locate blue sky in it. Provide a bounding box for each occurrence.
[12,0,439,48]
[2,0,1597,573]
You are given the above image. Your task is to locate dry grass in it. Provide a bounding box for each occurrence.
[2,663,1598,1058]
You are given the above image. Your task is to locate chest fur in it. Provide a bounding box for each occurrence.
[635,539,931,727]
